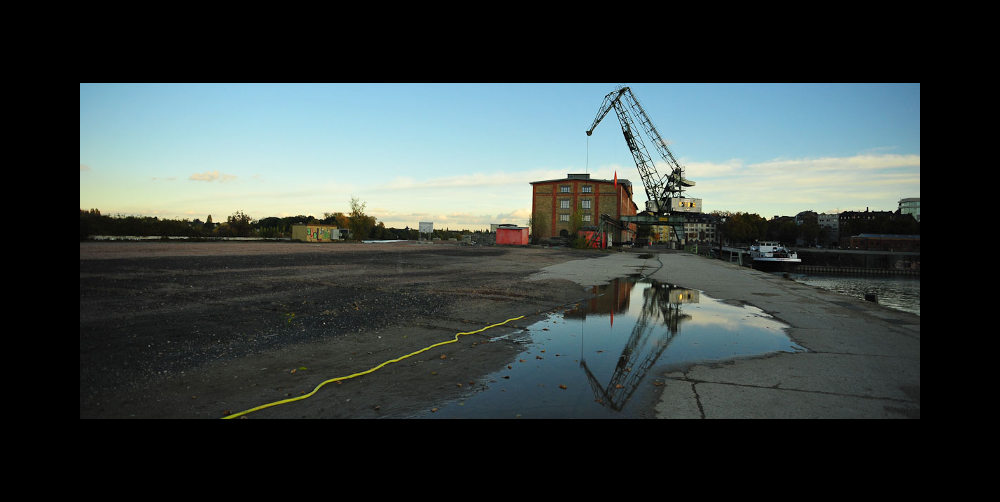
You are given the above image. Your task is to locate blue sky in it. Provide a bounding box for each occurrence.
[80,83,920,230]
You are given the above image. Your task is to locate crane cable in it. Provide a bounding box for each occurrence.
[221,315,525,419]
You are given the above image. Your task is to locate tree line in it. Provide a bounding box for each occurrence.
[714,210,919,248]
[80,198,480,242]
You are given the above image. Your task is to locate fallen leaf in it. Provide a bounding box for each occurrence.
[440,354,447,360]
[559,384,567,390]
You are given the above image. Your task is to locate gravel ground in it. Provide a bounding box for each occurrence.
[80,240,598,418]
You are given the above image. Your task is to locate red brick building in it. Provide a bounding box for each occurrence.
[530,173,637,242]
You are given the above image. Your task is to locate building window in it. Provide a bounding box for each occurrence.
[581,200,591,209]
[560,185,570,193]
[560,199,570,209]
[583,214,592,222]
[559,214,570,222]
[582,185,592,193]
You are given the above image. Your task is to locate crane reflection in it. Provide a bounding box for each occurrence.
[568,278,698,411]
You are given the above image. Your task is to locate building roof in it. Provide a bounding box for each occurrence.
[530,176,631,186]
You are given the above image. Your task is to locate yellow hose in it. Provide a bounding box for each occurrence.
[222,315,525,419]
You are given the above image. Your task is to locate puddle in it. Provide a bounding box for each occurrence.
[419,277,804,419]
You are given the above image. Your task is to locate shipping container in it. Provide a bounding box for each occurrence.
[577,230,607,249]
[496,226,529,245]
[292,224,344,242]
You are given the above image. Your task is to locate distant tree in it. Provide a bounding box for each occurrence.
[569,209,588,248]
[720,212,767,245]
[347,197,374,241]
[773,219,798,244]
[530,210,547,244]
[227,210,254,237]
[323,211,350,229]
[256,216,284,238]
[798,220,820,246]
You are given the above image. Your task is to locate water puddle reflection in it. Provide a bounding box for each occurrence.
[423,277,804,418]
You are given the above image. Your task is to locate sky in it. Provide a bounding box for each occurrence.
[80,83,920,230]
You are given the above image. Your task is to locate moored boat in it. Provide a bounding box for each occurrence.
[749,241,801,272]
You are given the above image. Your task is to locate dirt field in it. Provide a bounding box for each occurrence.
[80,240,598,418]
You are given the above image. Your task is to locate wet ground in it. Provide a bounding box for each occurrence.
[413,277,803,418]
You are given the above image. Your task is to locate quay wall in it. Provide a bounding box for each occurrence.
[795,265,919,277]
[703,246,919,276]
[795,249,919,275]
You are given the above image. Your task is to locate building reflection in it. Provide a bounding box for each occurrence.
[563,278,633,321]
[577,278,698,411]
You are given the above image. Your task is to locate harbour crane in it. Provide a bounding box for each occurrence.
[586,85,701,245]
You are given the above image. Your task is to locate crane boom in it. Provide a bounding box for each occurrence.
[586,85,695,214]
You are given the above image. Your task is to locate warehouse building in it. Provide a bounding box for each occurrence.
[530,173,637,243]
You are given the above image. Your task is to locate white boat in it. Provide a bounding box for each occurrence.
[749,241,801,272]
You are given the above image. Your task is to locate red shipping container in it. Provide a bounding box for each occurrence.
[577,230,607,249]
[496,227,529,245]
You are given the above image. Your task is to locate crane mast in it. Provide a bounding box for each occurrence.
[586,85,695,215]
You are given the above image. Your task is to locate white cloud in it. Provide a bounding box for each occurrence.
[380,168,571,191]
[748,153,920,172]
[189,170,238,182]
[687,153,919,215]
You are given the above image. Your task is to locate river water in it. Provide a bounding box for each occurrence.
[785,273,920,316]
[416,277,804,419]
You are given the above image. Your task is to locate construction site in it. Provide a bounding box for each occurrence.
[79,86,920,419]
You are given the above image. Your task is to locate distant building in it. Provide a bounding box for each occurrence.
[652,214,718,246]
[795,210,818,226]
[818,213,839,244]
[838,208,894,226]
[899,198,920,222]
[530,173,638,243]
